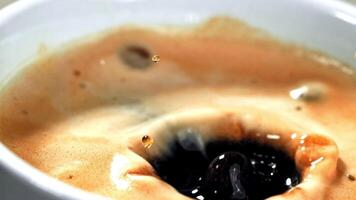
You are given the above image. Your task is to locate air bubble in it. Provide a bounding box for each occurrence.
[289,83,326,101]
[120,45,152,69]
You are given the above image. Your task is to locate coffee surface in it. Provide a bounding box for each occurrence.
[0,18,355,199]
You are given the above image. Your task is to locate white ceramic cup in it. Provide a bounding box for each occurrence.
[0,0,355,199]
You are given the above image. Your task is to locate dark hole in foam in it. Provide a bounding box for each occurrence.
[119,44,152,70]
[149,133,301,200]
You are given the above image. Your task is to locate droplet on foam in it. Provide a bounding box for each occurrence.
[152,55,161,63]
[142,135,154,149]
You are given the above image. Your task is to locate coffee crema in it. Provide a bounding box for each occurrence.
[0,17,355,200]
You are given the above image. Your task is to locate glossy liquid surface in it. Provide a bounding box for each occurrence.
[151,139,300,200]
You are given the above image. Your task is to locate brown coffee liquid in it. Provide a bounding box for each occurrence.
[0,17,355,199]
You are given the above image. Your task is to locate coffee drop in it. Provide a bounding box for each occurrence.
[152,55,160,63]
[142,135,154,149]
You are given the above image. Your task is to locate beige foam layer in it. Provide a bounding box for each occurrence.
[0,17,355,199]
